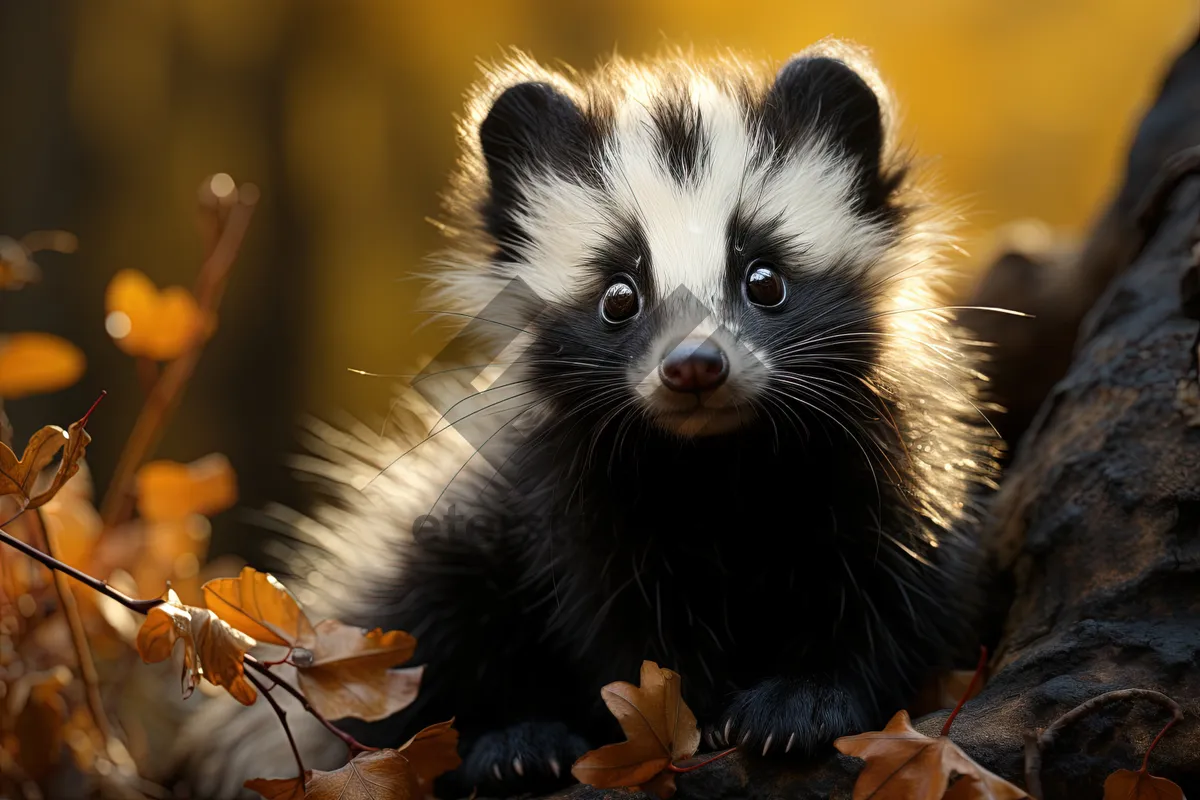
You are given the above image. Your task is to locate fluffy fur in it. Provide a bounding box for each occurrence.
[171,38,1001,799]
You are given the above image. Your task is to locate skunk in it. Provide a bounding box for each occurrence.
[172,38,1000,799]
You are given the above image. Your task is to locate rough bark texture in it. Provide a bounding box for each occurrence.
[536,32,1200,800]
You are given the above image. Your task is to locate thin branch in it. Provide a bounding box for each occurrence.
[0,524,161,613]
[942,645,988,737]
[244,656,378,755]
[664,747,737,774]
[99,181,259,529]
[246,669,307,787]
[1023,688,1184,799]
[30,508,116,748]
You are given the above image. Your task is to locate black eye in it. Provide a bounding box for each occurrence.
[745,261,786,307]
[600,278,639,324]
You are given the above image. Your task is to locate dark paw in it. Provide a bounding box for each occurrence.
[458,721,589,797]
[708,676,873,758]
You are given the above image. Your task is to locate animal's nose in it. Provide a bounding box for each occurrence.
[659,340,728,393]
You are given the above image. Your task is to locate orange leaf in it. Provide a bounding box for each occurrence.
[294,619,422,722]
[1103,769,1185,800]
[105,268,208,361]
[397,719,463,795]
[246,749,413,800]
[203,566,315,647]
[0,426,69,509]
[135,588,257,705]
[244,776,306,800]
[0,333,85,399]
[834,710,1029,800]
[136,454,237,522]
[571,661,701,798]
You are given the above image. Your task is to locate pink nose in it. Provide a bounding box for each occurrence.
[658,341,728,392]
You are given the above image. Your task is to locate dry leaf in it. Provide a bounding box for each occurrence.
[246,749,413,800]
[0,332,85,399]
[295,619,423,722]
[203,565,315,647]
[0,425,69,509]
[136,588,257,705]
[244,776,306,800]
[834,710,1029,800]
[105,268,208,361]
[27,410,94,511]
[136,454,237,522]
[397,719,462,795]
[572,660,701,799]
[1103,769,1185,800]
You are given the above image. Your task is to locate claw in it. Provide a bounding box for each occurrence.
[739,730,751,746]
[704,729,715,749]
[762,733,773,756]
[492,763,502,781]
[724,719,732,744]
[513,758,524,777]
[785,732,796,753]
[549,758,561,779]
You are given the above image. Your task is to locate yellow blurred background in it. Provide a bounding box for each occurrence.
[1,0,1196,558]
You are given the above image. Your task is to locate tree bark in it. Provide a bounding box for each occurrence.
[542,31,1200,800]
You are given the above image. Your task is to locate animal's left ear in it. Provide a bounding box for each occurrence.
[762,56,885,177]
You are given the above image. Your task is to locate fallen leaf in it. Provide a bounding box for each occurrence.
[246,749,413,800]
[295,619,423,722]
[203,565,315,647]
[136,454,237,522]
[105,268,208,361]
[834,710,1029,800]
[0,333,85,399]
[244,776,306,800]
[136,588,257,705]
[572,661,701,799]
[1103,768,1185,800]
[397,719,462,794]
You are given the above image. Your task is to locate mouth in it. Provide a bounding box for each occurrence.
[648,400,750,437]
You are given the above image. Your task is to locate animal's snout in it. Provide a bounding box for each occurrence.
[658,340,728,393]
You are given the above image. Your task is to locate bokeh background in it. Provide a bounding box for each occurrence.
[1,0,1197,561]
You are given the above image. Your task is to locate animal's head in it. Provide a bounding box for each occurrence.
[429,41,959,441]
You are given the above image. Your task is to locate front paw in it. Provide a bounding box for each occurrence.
[708,676,872,758]
[458,721,589,797]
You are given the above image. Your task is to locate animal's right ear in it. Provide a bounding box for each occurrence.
[479,81,589,211]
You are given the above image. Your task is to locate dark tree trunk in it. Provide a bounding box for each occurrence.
[541,30,1200,800]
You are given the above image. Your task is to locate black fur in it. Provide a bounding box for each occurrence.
[319,53,983,799]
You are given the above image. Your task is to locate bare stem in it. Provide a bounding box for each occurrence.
[0,524,161,613]
[244,656,378,755]
[1023,688,1184,799]
[942,645,988,737]
[30,509,116,749]
[664,747,737,774]
[99,182,259,529]
[246,670,307,787]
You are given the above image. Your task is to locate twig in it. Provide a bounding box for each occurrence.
[246,669,307,787]
[0,524,161,613]
[30,508,116,749]
[942,645,988,737]
[99,180,259,529]
[664,747,737,774]
[1023,688,1184,799]
[244,656,378,755]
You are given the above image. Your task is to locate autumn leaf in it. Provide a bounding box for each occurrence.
[136,587,258,705]
[202,565,314,647]
[0,425,70,508]
[1103,768,1185,800]
[136,453,237,522]
[0,332,85,399]
[834,710,1029,800]
[105,268,209,360]
[246,749,414,800]
[397,719,462,795]
[572,661,701,799]
[295,619,423,722]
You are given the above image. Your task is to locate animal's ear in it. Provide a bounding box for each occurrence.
[479,81,589,207]
[761,56,885,177]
